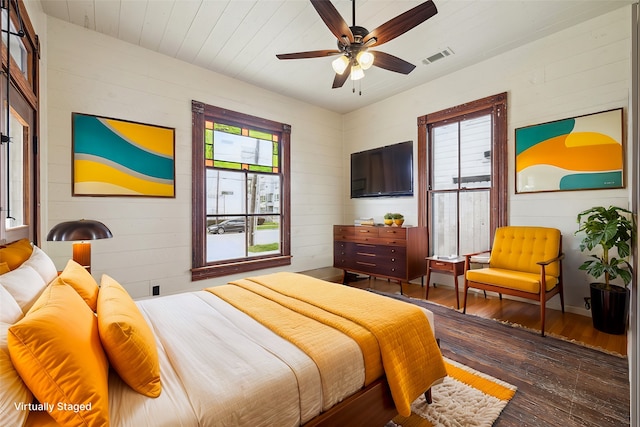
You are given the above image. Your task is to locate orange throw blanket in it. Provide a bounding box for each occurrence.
[206,272,446,417]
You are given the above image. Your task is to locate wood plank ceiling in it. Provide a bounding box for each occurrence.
[40,0,633,114]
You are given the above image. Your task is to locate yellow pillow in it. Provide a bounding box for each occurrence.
[0,262,10,274]
[8,279,110,426]
[0,239,33,270]
[0,322,32,427]
[59,259,99,311]
[98,274,161,397]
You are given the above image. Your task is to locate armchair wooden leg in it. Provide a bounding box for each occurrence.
[424,388,432,404]
[462,283,469,314]
[540,294,546,337]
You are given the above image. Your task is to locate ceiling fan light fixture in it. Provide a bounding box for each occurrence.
[332,55,350,74]
[350,64,365,81]
[357,51,374,70]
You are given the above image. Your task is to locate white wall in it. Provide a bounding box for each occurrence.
[343,6,633,313]
[42,16,344,298]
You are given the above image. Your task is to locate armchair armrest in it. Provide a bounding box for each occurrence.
[536,252,565,266]
[463,250,491,271]
[464,250,491,259]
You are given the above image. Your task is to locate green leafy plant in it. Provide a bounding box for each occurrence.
[576,206,635,289]
[391,213,404,220]
[384,213,394,220]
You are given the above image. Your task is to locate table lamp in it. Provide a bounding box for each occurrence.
[46,219,113,273]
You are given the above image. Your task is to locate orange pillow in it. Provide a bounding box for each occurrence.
[98,274,161,397]
[59,259,99,311]
[1,322,32,427]
[0,239,33,270]
[0,262,10,274]
[8,279,110,426]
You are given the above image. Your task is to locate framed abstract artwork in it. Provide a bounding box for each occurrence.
[72,113,176,197]
[515,108,624,193]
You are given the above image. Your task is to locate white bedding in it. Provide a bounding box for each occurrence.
[108,291,366,427]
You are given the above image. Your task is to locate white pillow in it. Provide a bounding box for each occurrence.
[0,285,23,324]
[0,265,46,314]
[0,321,32,427]
[23,245,58,285]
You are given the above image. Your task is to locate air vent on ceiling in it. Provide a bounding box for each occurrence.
[422,47,455,65]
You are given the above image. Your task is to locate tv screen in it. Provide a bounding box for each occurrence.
[351,141,413,198]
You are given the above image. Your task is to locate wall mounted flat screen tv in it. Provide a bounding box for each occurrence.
[351,141,413,198]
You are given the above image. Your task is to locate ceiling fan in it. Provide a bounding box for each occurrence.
[276,0,438,89]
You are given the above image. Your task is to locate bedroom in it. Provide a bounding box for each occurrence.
[0,0,638,425]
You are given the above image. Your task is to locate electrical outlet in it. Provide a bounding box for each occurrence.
[152,285,160,296]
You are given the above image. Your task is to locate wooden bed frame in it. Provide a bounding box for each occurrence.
[304,378,433,427]
[303,378,397,427]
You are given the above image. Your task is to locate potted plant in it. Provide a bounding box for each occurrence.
[392,213,404,227]
[576,206,635,335]
[383,213,394,226]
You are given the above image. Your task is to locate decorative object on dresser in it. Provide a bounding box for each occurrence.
[46,219,113,273]
[333,225,428,294]
[391,213,404,227]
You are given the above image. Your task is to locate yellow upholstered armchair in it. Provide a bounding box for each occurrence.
[462,226,565,336]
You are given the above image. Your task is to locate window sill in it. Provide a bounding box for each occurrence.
[191,255,292,281]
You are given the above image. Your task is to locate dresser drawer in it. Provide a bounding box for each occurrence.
[332,224,427,283]
[377,227,407,239]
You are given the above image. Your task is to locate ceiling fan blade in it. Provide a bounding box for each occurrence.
[332,67,351,88]
[276,49,341,60]
[371,51,416,74]
[310,0,354,43]
[365,0,437,46]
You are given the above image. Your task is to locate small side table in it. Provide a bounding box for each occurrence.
[425,256,466,309]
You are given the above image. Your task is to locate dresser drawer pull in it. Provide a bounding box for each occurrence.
[356,261,376,267]
[356,252,376,257]
[358,229,371,233]
[356,244,376,248]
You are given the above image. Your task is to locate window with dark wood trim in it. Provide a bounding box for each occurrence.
[191,101,291,281]
[418,93,507,255]
[1,0,39,244]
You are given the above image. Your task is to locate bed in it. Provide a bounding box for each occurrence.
[0,239,446,427]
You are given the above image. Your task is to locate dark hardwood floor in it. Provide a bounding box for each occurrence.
[302,267,628,356]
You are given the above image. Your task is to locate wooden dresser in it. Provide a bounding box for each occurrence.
[333,225,428,291]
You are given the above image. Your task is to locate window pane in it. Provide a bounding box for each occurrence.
[6,111,25,229]
[432,123,458,190]
[206,216,246,262]
[206,170,246,216]
[460,115,492,189]
[213,129,274,169]
[249,174,281,215]
[430,192,458,256]
[458,190,490,255]
[248,216,280,258]
[1,10,28,78]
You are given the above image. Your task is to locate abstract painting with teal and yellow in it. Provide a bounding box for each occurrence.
[73,113,175,197]
[515,109,623,193]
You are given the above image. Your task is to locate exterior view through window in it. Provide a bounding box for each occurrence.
[205,123,281,262]
[418,93,507,256]
[191,101,291,280]
[430,114,492,257]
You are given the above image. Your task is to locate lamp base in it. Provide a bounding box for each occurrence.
[72,242,92,273]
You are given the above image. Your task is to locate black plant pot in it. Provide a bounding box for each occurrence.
[590,283,630,335]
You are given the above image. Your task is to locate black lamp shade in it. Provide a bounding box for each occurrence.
[46,219,113,242]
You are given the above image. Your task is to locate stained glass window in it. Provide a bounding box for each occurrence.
[192,102,291,280]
